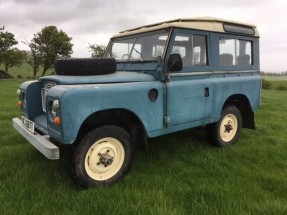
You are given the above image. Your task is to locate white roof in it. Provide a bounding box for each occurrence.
[112,17,259,38]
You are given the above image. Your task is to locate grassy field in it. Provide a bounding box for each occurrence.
[0,63,53,78]
[1,79,287,214]
[262,76,287,81]
[262,75,287,90]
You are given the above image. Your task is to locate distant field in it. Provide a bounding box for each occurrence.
[262,76,287,81]
[261,75,287,90]
[1,79,287,214]
[0,63,53,78]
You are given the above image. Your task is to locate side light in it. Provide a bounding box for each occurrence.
[53,117,61,125]
[18,101,23,107]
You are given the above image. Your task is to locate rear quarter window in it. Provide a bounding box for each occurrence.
[219,38,252,66]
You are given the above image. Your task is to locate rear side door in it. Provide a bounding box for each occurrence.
[165,29,213,127]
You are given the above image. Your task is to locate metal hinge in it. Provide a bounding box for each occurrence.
[164,116,171,127]
[162,73,170,82]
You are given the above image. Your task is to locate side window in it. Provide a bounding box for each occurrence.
[238,40,252,65]
[171,33,208,67]
[193,35,207,66]
[171,34,189,64]
[219,38,252,66]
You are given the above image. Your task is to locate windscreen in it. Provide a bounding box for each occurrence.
[106,31,169,61]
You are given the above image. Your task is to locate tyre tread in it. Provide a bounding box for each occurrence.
[72,125,133,188]
[55,58,116,76]
[207,106,242,147]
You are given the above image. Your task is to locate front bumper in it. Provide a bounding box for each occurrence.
[12,118,59,160]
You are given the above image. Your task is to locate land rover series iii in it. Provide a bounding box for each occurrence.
[13,17,261,187]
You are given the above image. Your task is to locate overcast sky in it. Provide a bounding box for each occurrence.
[1,0,286,72]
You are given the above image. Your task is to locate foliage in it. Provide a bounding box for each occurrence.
[0,31,18,56]
[1,79,287,214]
[88,44,106,58]
[0,70,13,79]
[261,78,271,89]
[261,75,287,91]
[24,26,73,77]
[0,33,16,51]
[1,48,26,73]
[261,71,287,76]
[0,62,54,79]
[276,84,287,91]
[23,39,42,78]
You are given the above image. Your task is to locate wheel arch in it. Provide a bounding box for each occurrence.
[223,94,255,129]
[76,108,147,147]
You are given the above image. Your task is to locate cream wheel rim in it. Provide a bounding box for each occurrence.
[85,137,125,181]
[220,114,238,142]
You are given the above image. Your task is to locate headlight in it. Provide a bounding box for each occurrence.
[44,81,56,89]
[52,100,59,118]
[21,92,26,107]
[42,81,57,112]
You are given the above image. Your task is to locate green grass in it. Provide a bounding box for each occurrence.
[262,75,287,90]
[0,63,53,78]
[1,79,287,214]
[262,76,287,81]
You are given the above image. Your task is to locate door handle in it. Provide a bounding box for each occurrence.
[205,87,209,97]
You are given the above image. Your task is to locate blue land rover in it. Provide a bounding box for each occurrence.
[13,17,261,188]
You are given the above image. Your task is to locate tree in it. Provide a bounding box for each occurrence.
[23,39,42,78]
[25,26,73,77]
[0,30,18,64]
[88,44,106,58]
[2,48,26,73]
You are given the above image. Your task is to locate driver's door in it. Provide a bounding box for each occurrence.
[165,29,212,126]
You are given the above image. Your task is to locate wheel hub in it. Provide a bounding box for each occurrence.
[85,137,125,181]
[224,122,233,133]
[99,151,114,167]
[219,112,239,143]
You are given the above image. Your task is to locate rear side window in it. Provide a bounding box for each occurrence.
[219,38,252,66]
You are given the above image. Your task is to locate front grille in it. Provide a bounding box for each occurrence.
[41,88,48,112]
[41,81,56,112]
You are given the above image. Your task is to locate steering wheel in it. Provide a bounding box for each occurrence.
[122,54,132,60]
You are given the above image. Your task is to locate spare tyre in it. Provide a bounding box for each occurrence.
[55,58,116,76]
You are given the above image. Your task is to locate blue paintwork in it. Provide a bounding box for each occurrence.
[40,71,155,85]
[46,81,164,144]
[167,78,212,126]
[16,24,261,146]
[19,81,43,120]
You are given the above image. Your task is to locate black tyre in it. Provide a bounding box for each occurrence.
[55,58,116,76]
[72,125,133,188]
[207,106,242,147]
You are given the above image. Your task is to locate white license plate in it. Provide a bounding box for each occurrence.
[21,116,35,134]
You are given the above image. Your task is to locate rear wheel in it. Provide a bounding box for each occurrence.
[72,125,133,188]
[207,106,242,147]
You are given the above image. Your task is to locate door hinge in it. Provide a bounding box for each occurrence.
[162,73,170,82]
[164,116,171,127]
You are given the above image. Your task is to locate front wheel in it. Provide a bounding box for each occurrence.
[72,126,133,188]
[207,106,242,147]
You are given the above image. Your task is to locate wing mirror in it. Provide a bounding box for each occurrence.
[168,54,183,72]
